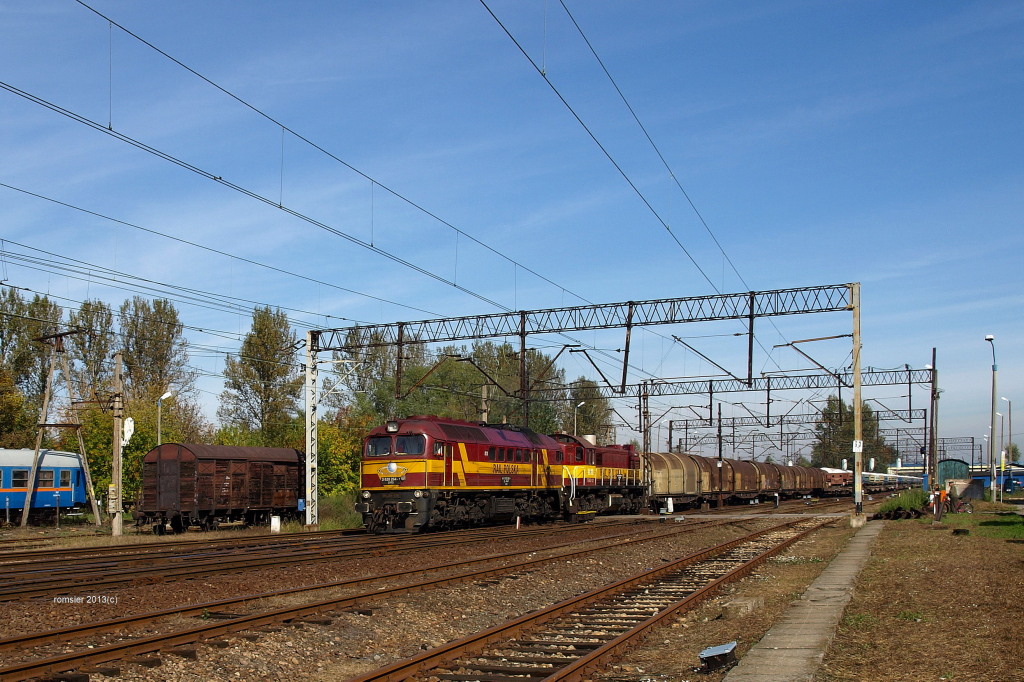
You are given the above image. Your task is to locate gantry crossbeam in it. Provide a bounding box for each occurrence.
[310,284,854,350]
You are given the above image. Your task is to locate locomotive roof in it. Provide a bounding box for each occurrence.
[143,443,302,463]
[0,448,85,468]
[377,416,560,449]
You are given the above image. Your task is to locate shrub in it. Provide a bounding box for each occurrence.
[878,489,928,514]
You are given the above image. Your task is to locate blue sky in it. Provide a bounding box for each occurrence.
[2,1,1022,461]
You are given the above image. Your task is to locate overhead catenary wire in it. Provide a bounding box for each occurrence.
[478,0,719,294]
[0,3,860,436]
[71,0,593,312]
[0,182,442,320]
[8,2,767,391]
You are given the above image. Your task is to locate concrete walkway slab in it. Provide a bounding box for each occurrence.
[722,519,884,682]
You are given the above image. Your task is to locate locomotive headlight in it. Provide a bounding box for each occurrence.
[361,490,371,499]
[385,420,399,433]
[413,490,423,498]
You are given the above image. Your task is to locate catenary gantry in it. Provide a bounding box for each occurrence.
[302,283,926,525]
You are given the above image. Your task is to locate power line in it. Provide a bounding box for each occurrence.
[0,182,441,319]
[3,7,791,395]
[72,0,594,311]
[479,0,719,293]
[557,0,750,291]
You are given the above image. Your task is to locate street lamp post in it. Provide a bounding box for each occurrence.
[157,391,175,446]
[1002,396,1012,501]
[573,401,585,437]
[986,335,997,502]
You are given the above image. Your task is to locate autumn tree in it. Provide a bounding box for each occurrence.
[217,306,303,446]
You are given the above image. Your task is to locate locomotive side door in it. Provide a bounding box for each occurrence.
[443,442,454,488]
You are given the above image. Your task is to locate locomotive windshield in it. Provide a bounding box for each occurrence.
[365,435,426,457]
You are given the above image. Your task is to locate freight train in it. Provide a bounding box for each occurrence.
[134,443,304,533]
[0,448,90,524]
[354,415,849,533]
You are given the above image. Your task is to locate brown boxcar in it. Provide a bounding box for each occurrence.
[728,459,760,498]
[751,461,783,493]
[137,443,303,533]
[645,452,702,503]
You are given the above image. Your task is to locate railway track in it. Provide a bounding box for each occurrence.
[350,517,832,681]
[0,521,651,601]
[0,515,797,680]
[0,502,852,601]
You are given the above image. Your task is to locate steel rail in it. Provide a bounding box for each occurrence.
[345,517,833,681]
[0,522,639,600]
[0,518,750,678]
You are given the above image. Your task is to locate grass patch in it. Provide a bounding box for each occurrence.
[318,491,364,530]
[896,610,925,622]
[279,491,363,532]
[935,511,1024,540]
[843,613,878,629]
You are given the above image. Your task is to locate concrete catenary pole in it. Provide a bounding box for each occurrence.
[111,351,123,537]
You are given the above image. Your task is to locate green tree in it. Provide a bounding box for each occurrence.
[811,396,895,469]
[1007,442,1021,464]
[118,297,194,402]
[217,306,303,445]
[0,291,62,447]
[0,292,63,402]
[564,378,612,442]
[68,299,114,400]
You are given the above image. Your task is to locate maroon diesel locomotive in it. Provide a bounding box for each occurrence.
[354,415,845,533]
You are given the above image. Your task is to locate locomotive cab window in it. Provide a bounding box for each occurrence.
[434,442,444,457]
[396,435,425,455]
[497,448,505,462]
[12,469,29,488]
[575,447,584,463]
[366,437,393,457]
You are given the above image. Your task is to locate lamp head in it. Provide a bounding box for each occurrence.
[985,334,994,342]
[159,391,175,401]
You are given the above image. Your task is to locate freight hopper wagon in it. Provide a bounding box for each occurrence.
[136,444,304,533]
[355,416,647,533]
[645,451,826,511]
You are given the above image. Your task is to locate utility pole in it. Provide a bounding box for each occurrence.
[111,351,124,537]
[851,283,865,525]
[21,331,101,528]
[717,403,724,508]
[928,348,939,494]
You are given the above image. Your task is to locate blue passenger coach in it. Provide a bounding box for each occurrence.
[0,448,89,523]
